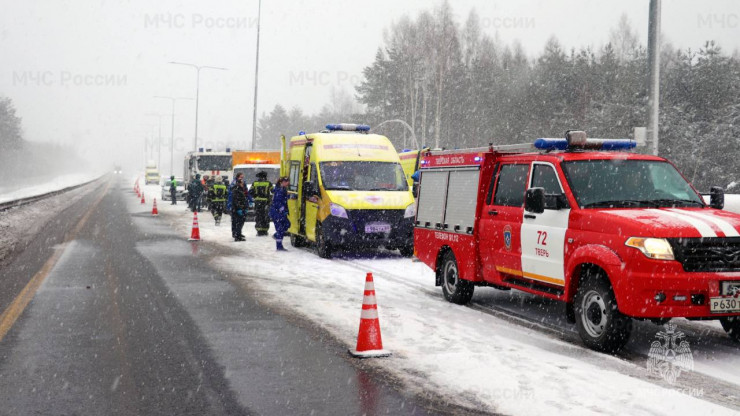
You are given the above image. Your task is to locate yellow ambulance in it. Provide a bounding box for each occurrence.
[280,123,415,258]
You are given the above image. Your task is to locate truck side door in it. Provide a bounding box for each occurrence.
[520,162,570,287]
[479,163,530,280]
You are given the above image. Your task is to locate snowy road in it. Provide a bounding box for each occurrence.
[0,178,440,415]
[139,183,740,416]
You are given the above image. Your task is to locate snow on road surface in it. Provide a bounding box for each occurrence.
[138,184,739,415]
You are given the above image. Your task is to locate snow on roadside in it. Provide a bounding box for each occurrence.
[0,180,102,265]
[0,172,104,204]
[138,184,736,416]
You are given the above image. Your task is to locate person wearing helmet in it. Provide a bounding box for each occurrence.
[249,171,274,236]
[208,176,228,226]
[169,175,178,205]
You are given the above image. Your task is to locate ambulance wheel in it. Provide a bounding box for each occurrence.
[720,317,740,342]
[574,273,632,352]
[440,251,474,304]
[398,244,414,257]
[290,233,306,248]
[316,223,332,259]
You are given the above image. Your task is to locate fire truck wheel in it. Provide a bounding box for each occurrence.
[720,317,740,342]
[398,244,414,257]
[290,232,306,248]
[574,274,632,352]
[440,251,474,304]
[316,223,333,259]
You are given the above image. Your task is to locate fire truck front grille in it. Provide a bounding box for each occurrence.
[668,237,740,272]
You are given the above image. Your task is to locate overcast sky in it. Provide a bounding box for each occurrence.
[1,0,738,172]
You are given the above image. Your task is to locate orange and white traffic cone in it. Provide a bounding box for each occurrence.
[188,211,201,241]
[349,273,391,358]
[140,192,145,204]
[151,198,159,216]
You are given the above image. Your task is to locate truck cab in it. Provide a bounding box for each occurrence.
[281,123,416,258]
[414,131,740,351]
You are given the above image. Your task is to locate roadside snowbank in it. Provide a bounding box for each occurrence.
[0,172,103,204]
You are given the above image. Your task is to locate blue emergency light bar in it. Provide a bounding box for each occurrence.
[534,138,636,151]
[325,123,371,132]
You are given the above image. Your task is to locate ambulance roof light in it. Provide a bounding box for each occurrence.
[325,123,371,132]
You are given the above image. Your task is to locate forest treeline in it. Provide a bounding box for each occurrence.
[257,2,739,191]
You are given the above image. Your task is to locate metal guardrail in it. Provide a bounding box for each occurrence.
[0,174,108,212]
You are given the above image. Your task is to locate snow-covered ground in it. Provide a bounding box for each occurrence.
[0,180,102,265]
[138,183,740,416]
[0,172,104,204]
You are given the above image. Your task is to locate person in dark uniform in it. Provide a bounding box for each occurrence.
[269,177,291,251]
[208,176,227,226]
[230,175,248,241]
[169,175,178,205]
[249,171,274,236]
[188,174,204,212]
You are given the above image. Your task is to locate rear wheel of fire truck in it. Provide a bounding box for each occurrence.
[316,222,332,259]
[574,272,632,352]
[290,232,306,248]
[720,316,740,342]
[440,251,474,304]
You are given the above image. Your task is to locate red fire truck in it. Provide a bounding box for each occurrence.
[414,131,740,351]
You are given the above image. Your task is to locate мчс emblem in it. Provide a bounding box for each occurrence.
[647,323,694,384]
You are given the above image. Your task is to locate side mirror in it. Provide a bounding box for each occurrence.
[710,186,724,210]
[525,187,545,214]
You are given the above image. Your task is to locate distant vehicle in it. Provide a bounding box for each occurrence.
[184,149,233,184]
[161,176,186,201]
[145,160,159,184]
[113,165,122,174]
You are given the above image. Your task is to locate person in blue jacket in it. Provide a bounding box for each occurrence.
[269,176,291,251]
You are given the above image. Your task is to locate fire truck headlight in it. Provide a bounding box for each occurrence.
[404,203,417,218]
[329,203,349,219]
[625,237,675,260]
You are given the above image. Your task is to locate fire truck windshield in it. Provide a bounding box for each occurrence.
[196,155,232,171]
[320,161,408,191]
[562,159,705,208]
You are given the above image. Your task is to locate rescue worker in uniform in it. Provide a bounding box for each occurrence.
[269,177,291,251]
[169,175,177,205]
[208,176,227,226]
[188,174,204,212]
[231,175,248,241]
[249,171,274,236]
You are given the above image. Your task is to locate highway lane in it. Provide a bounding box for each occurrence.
[0,178,443,416]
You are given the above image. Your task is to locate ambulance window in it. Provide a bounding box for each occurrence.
[531,164,562,194]
[493,164,529,207]
[288,161,300,192]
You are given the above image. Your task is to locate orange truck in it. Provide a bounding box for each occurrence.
[232,150,282,186]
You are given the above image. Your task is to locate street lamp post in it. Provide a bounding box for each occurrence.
[374,119,418,149]
[154,96,193,176]
[251,0,262,150]
[168,61,228,151]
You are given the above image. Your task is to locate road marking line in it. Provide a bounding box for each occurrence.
[0,179,111,343]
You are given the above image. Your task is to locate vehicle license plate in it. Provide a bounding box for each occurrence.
[365,222,391,233]
[710,297,740,313]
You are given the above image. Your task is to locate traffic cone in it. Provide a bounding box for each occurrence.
[151,198,159,216]
[349,273,391,358]
[140,192,145,204]
[188,211,201,241]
